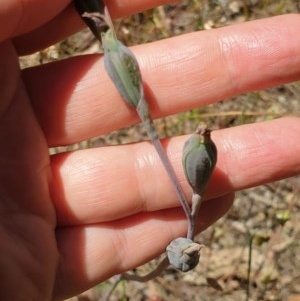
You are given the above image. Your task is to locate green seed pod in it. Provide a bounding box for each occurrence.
[102,29,143,108]
[182,126,217,195]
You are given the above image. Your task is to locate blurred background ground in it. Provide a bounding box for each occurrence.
[20,0,300,300]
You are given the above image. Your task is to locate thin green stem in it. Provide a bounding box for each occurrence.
[188,193,202,239]
[105,257,169,300]
[136,96,192,228]
[122,256,169,282]
[246,234,254,301]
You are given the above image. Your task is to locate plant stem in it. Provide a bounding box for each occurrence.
[106,257,169,300]
[136,95,192,228]
[188,193,202,239]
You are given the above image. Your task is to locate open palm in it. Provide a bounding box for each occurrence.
[1,1,300,301]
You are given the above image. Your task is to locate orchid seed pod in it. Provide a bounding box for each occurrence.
[182,126,217,195]
[166,238,203,272]
[102,29,143,108]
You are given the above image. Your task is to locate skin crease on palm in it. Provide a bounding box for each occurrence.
[0,0,300,300]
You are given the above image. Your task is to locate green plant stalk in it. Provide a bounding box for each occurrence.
[135,93,192,225]
[189,192,202,239]
[105,257,169,300]
[246,234,255,301]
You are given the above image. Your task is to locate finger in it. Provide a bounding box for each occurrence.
[23,15,300,146]
[0,0,70,42]
[13,0,173,55]
[50,117,300,226]
[54,193,234,300]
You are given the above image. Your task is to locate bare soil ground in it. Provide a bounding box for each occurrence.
[20,1,300,300]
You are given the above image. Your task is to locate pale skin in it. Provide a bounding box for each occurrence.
[1,1,300,300]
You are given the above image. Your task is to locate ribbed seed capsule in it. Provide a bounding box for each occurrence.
[166,238,203,272]
[102,29,143,108]
[182,126,217,195]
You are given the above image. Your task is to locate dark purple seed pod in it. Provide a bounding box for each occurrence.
[182,126,217,195]
[74,0,106,42]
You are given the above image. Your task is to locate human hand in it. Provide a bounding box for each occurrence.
[1,1,300,300]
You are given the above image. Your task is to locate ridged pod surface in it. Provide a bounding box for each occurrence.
[102,29,143,108]
[166,238,203,272]
[182,126,217,195]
